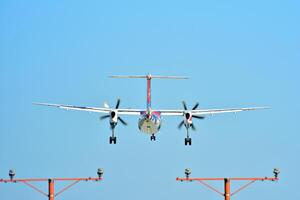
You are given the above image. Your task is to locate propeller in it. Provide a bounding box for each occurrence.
[178,120,184,129]
[192,102,199,110]
[100,115,110,120]
[190,124,196,131]
[115,99,120,109]
[99,99,128,126]
[193,115,205,119]
[178,101,205,130]
[118,116,127,126]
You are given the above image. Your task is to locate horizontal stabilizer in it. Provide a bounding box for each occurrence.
[109,74,188,79]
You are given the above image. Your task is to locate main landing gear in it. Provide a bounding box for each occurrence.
[109,136,117,144]
[109,126,117,144]
[184,128,192,146]
[150,134,156,141]
[185,137,192,146]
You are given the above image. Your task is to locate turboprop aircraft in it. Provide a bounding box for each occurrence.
[34,74,268,145]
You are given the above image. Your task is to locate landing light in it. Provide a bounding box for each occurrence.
[273,168,280,179]
[9,170,15,180]
[97,168,104,178]
[185,168,191,179]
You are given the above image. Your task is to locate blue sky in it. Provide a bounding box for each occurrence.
[0,0,299,199]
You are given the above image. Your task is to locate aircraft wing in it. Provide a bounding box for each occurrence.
[33,102,143,115]
[191,107,270,115]
[159,107,269,116]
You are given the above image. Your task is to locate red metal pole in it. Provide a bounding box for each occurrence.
[1,176,102,199]
[224,178,230,200]
[48,179,54,200]
[176,170,279,199]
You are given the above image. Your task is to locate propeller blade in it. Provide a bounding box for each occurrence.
[191,123,196,131]
[103,101,110,108]
[100,115,110,120]
[178,120,184,129]
[182,101,188,110]
[192,102,199,110]
[118,117,128,126]
[115,99,121,109]
[193,115,205,119]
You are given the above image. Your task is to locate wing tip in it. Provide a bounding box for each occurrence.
[254,106,271,110]
[32,102,43,105]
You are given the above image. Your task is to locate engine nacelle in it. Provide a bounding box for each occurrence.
[184,112,193,126]
[110,110,118,123]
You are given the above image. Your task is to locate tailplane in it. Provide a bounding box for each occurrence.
[109,75,188,79]
[109,74,188,110]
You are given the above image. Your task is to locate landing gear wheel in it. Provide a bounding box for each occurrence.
[184,138,192,146]
[109,136,117,144]
[150,135,156,141]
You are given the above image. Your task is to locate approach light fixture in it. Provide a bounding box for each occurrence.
[97,168,104,178]
[9,170,15,180]
[185,168,191,179]
[273,168,280,179]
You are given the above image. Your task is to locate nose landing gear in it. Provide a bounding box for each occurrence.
[150,134,156,141]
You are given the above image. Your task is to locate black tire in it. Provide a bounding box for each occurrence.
[189,138,192,146]
[109,137,112,144]
[184,138,187,145]
[114,137,117,144]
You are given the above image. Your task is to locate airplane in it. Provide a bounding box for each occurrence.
[34,74,268,145]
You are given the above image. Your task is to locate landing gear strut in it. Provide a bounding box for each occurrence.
[184,128,192,146]
[150,134,156,141]
[109,125,117,144]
